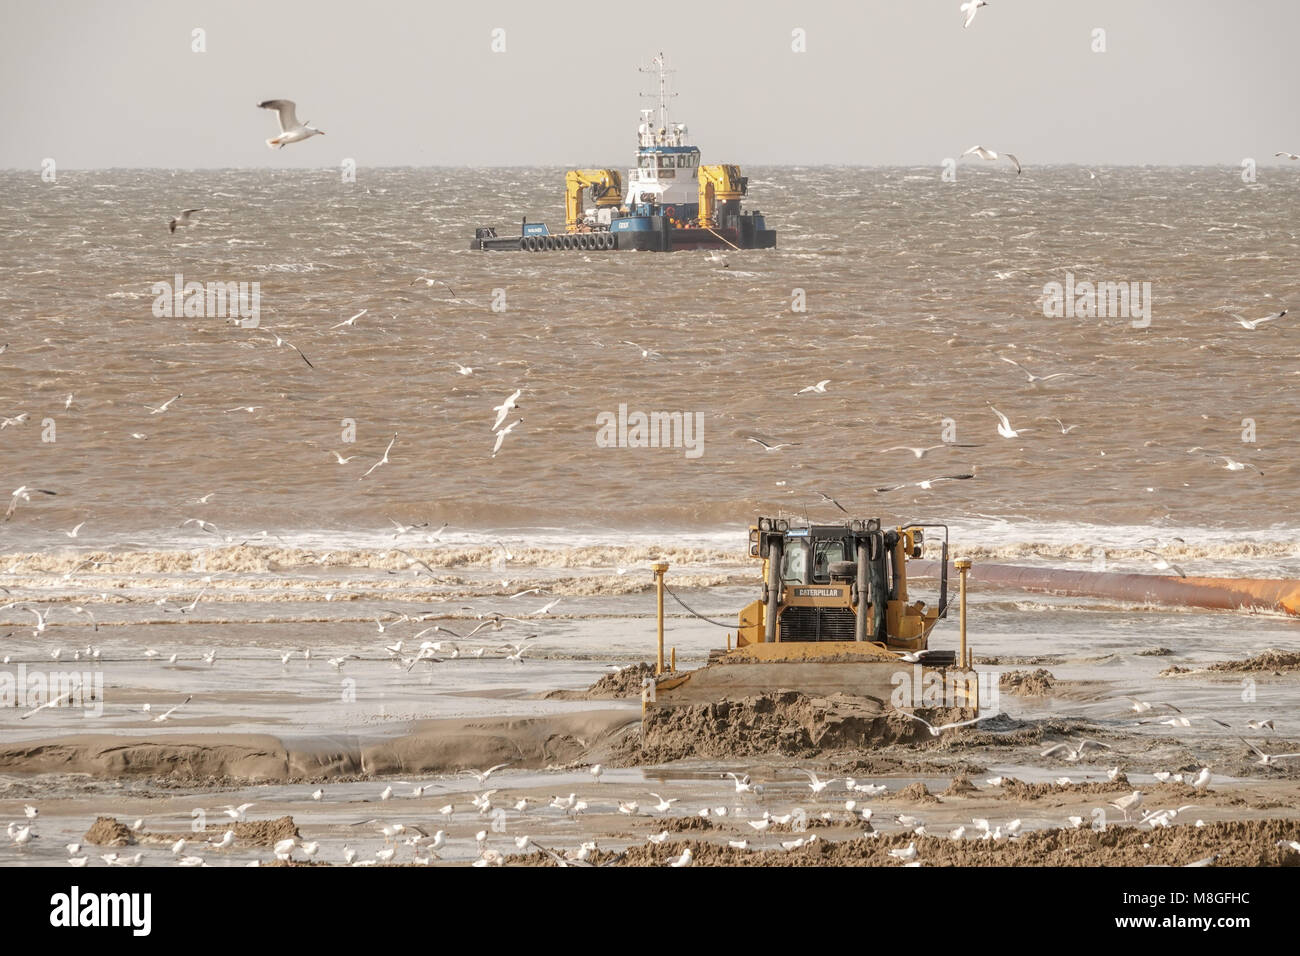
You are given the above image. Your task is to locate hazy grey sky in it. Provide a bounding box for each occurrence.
[1,0,1295,168]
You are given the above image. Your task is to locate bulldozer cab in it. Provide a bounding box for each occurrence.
[738,517,949,653]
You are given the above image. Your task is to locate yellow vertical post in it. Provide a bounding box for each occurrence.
[671,647,676,672]
[653,562,668,676]
[955,558,971,672]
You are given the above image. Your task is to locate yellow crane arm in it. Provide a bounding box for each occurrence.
[697,164,746,227]
[564,169,623,231]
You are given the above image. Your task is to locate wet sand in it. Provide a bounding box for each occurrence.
[4,652,1300,867]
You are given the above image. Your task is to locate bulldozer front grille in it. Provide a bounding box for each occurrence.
[778,606,858,642]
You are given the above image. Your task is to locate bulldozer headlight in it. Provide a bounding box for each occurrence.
[866,519,880,533]
[913,529,924,546]
[774,518,789,532]
[849,519,865,532]
[758,517,772,532]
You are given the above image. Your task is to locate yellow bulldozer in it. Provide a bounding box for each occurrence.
[649,517,981,710]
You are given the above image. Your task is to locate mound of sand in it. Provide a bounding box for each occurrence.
[896,782,941,804]
[544,663,656,700]
[83,816,135,847]
[621,692,974,763]
[1206,649,1300,673]
[942,775,978,796]
[664,816,717,832]
[999,669,1055,697]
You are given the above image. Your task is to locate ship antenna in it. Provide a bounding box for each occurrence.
[639,51,677,141]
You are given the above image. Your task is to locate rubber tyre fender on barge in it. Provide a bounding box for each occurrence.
[518,237,528,251]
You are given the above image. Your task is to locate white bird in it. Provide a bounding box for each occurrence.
[796,769,837,797]
[63,521,86,538]
[1231,309,1287,330]
[1040,738,1111,762]
[875,474,975,493]
[330,451,357,464]
[208,830,235,850]
[796,380,830,396]
[747,436,801,451]
[1240,739,1300,767]
[649,793,678,813]
[725,772,757,795]
[1109,790,1144,821]
[169,208,201,234]
[963,144,1020,173]
[889,842,918,861]
[960,0,988,29]
[154,695,192,723]
[5,486,57,521]
[999,355,1071,385]
[359,433,397,480]
[989,405,1028,439]
[881,443,981,459]
[273,838,297,860]
[728,839,749,850]
[331,309,367,330]
[1141,549,1187,578]
[648,831,670,844]
[379,786,393,801]
[667,848,693,867]
[465,763,512,785]
[902,711,983,736]
[492,418,523,458]
[949,826,966,840]
[145,393,182,415]
[491,389,523,430]
[258,99,325,149]
[590,764,604,784]
[1276,151,1300,160]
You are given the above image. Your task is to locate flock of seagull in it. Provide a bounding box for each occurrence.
[13,737,1290,866]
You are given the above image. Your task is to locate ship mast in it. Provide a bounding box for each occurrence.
[639,52,678,144]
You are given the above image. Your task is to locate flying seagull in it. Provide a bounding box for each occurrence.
[881,443,981,459]
[259,330,314,369]
[747,436,800,451]
[796,380,830,395]
[990,405,1029,439]
[491,389,523,430]
[875,474,974,493]
[998,355,1072,385]
[411,276,456,295]
[1230,309,1287,330]
[962,144,1021,174]
[169,209,202,234]
[359,433,397,480]
[258,99,325,149]
[960,0,988,29]
[1275,152,1299,160]
[5,486,57,522]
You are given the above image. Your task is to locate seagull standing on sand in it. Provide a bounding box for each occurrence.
[169,209,202,234]
[258,99,325,149]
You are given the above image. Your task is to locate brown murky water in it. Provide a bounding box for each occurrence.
[2,166,1298,551]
